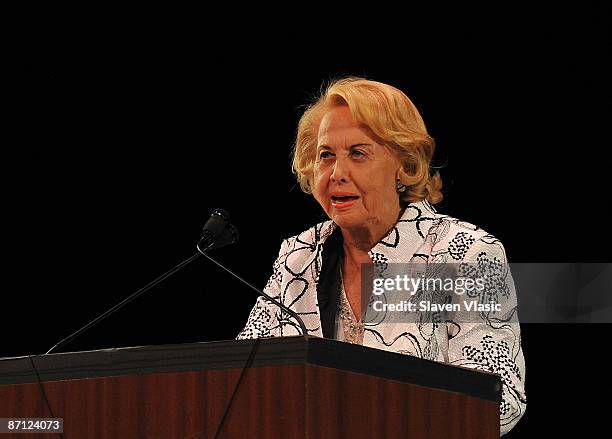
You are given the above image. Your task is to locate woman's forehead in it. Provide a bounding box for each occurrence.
[318,114,375,147]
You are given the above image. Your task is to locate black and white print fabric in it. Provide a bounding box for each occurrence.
[237,199,527,435]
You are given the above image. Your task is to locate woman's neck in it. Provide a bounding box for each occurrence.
[340,207,405,255]
[342,239,371,269]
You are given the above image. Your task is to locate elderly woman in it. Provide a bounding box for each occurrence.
[237,77,526,435]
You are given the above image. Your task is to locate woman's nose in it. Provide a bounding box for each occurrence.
[330,156,350,182]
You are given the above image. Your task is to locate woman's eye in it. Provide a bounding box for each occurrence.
[319,151,334,159]
[351,150,366,158]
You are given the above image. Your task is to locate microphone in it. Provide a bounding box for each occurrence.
[197,208,239,252]
[45,209,237,355]
[194,209,308,336]
[194,210,307,335]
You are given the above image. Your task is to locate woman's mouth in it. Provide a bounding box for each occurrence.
[331,195,360,209]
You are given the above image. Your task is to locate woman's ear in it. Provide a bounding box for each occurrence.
[395,167,404,182]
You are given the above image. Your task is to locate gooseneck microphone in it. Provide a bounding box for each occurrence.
[195,210,307,335]
[45,208,306,355]
[196,212,308,336]
[45,209,235,354]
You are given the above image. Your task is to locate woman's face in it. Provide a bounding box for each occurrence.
[313,105,402,232]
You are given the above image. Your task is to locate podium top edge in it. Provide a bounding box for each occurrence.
[0,336,501,402]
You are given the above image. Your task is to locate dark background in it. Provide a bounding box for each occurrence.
[8,5,610,437]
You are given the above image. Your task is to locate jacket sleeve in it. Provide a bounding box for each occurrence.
[446,235,527,436]
[235,239,289,340]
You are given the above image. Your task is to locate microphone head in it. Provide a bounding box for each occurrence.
[197,209,239,253]
[202,208,230,237]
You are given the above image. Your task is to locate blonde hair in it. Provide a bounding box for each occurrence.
[292,77,443,205]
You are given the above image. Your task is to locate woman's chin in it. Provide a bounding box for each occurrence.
[330,211,364,229]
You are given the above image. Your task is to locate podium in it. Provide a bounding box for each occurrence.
[0,336,501,438]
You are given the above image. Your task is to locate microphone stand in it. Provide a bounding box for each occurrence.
[45,252,202,355]
[45,211,308,354]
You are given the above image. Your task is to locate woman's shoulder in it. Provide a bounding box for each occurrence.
[434,211,501,239]
[402,199,503,247]
[280,219,336,250]
[425,212,508,262]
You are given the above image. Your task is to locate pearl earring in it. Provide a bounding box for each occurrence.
[396,179,407,193]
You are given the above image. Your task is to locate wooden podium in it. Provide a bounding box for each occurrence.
[0,336,501,438]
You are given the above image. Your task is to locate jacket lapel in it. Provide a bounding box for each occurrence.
[283,200,440,338]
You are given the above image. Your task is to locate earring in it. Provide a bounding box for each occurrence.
[396,179,407,193]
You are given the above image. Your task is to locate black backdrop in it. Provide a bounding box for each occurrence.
[10,6,610,437]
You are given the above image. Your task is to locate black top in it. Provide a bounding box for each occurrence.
[317,226,343,338]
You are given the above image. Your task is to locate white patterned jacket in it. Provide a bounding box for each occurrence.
[237,199,527,435]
